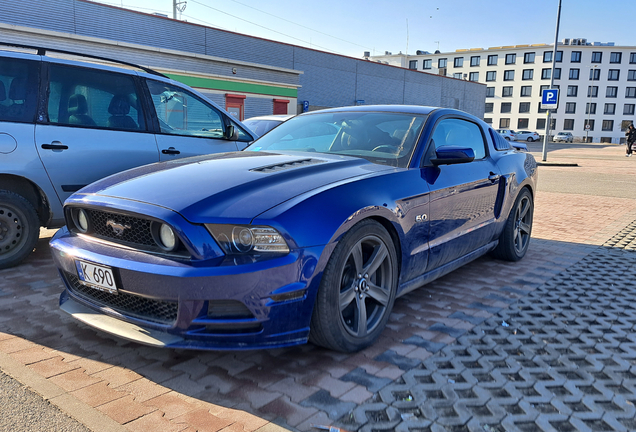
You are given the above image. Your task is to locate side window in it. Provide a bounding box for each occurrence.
[0,57,39,124]
[430,118,486,160]
[146,80,225,139]
[47,64,145,131]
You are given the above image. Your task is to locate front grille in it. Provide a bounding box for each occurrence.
[207,300,255,319]
[88,209,155,246]
[65,271,178,325]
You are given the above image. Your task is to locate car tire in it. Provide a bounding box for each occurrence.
[0,190,40,269]
[504,137,510,141]
[527,137,533,142]
[492,188,533,262]
[309,219,398,352]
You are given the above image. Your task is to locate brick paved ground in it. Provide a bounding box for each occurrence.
[1,143,635,431]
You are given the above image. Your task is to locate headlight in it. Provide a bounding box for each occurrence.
[151,222,179,252]
[71,208,90,233]
[206,224,289,255]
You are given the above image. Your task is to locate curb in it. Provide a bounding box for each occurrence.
[0,350,128,432]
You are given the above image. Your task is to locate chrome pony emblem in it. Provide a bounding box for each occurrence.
[106,220,131,237]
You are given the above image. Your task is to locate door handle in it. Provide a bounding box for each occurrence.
[488,172,501,182]
[41,141,68,150]
[161,147,180,155]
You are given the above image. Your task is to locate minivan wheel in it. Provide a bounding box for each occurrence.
[0,190,39,269]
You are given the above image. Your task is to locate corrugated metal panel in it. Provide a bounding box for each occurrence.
[244,97,273,119]
[355,74,405,105]
[2,0,75,34]
[403,81,442,106]
[296,62,357,107]
[205,28,294,70]
[74,2,206,54]
[293,48,357,72]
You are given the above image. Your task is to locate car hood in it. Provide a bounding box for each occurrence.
[77,151,392,221]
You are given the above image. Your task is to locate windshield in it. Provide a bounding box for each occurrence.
[245,111,427,168]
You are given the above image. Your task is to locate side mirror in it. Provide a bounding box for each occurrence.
[224,125,238,141]
[430,146,475,166]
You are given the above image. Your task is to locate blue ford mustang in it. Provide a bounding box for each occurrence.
[50,105,537,352]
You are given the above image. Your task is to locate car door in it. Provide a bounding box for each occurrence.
[144,79,253,161]
[35,61,160,204]
[422,117,503,270]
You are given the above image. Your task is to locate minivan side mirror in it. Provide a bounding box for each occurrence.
[430,146,475,165]
[224,125,238,141]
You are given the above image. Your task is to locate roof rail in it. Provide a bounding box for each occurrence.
[0,42,168,78]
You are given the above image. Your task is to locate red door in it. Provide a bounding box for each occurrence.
[273,99,289,115]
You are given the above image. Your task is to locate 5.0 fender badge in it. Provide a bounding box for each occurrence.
[415,214,428,223]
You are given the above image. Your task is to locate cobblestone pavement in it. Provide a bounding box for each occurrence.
[1,144,636,432]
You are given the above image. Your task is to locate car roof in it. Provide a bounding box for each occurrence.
[244,114,295,122]
[309,105,438,116]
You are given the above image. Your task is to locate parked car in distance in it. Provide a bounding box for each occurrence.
[0,44,255,269]
[514,131,541,142]
[496,129,516,140]
[242,114,294,137]
[50,105,537,352]
[553,132,573,143]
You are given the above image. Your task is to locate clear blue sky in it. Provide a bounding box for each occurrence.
[93,0,634,58]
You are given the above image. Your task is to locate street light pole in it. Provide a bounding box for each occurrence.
[542,0,562,162]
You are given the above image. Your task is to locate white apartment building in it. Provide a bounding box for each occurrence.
[371,39,636,143]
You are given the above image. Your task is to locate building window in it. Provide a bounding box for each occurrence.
[504,70,515,81]
[499,118,510,128]
[541,68,551,79]
[586,103,597,114]
[588,86,598,97]
[502,86,513,97]
[610,52,622,63]
[486,87,495,97]
[602,120,614,131]
[505,53,516,64]
[453,73,463,79]
[622,120,633,131]
[518,118,529,129]
[606,86,618,98]
[454,57,464,68]
[522,69,533,80]
[501,102,512,113]
[485,103,493,113]
[584,119,594,131]
[409,60,418,70]
[631,53,636,64]
[554,68,562,79]
[591,52,602,63]
[628,70,636,81]
[470,56,480,67]
[486,71,497,82]
[571,51,582,63]
[487,55,498,66]
[538,102,548,114]
[569,68,580,80]
[567,85,578,97]
[565,102,576,114]
[537,118,546,129]
[423,59,432,69]
[563,119,574,130]
[544,51,563,62]
[627,87,636,98]
[438,58,447,68]
[524,52,535,64]
[540,85,549,96]
[521,86,532,97]
[519,102,530,113]
[590,68,601,80]
[469,72,479,81]
[604,103,616,115]
[484,118,492,124]
[624,104,635,115]
[608,69,620,81]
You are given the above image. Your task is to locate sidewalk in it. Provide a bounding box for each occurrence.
[1,144,635,432]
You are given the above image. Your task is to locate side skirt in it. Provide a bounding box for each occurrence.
[397,240,498,298]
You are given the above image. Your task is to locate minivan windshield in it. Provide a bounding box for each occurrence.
[245,111,427,168]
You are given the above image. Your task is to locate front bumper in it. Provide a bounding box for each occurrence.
[50,227,329,350]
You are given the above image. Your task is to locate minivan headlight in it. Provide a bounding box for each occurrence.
[206,224,289,255]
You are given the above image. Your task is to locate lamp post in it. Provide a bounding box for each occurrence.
[585,64,598,143]
[541,0,562,162]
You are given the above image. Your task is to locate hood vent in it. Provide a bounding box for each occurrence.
[251,158,325,173]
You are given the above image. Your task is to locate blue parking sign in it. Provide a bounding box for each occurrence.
[541,89,559,109]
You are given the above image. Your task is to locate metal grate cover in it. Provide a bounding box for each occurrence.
[250,158,324,173]
[65,271,178,325]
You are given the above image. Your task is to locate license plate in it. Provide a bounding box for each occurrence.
[75,260,118,294]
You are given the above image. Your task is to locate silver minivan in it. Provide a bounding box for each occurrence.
[0,45,255,268]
